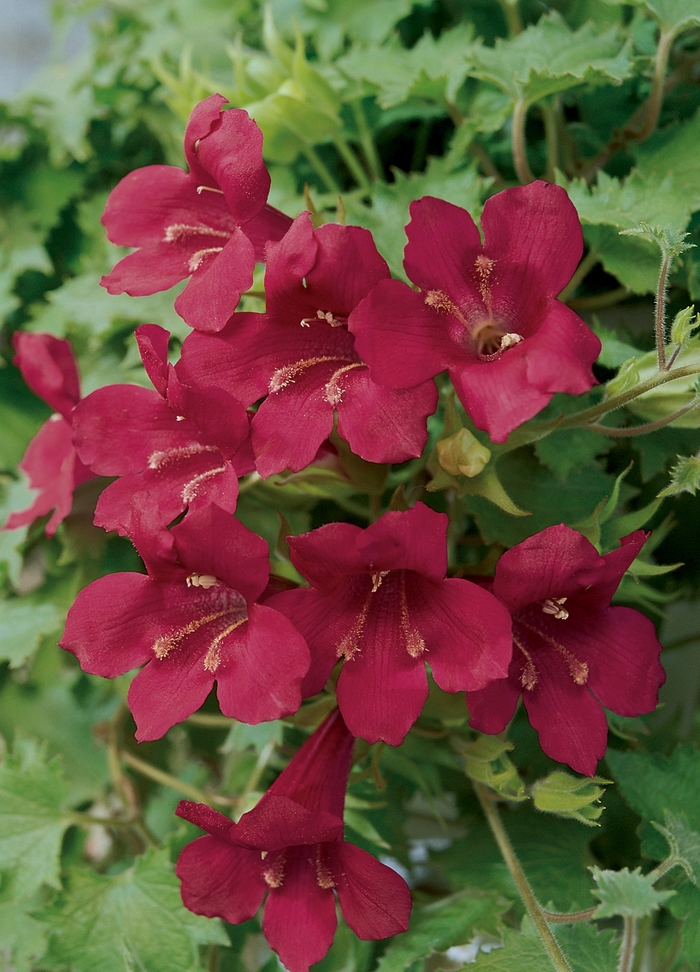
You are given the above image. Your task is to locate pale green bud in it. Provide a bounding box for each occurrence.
[531,770,609,826]
[670,306,698,348]
[605,357,640,399]
[436,428,491,478]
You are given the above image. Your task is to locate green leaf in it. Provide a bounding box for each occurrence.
[0,736,70,900]
[338,24,474,109]
[658,454,700,497]
[592,322,644,369]
[471,920,620,972]
[590,866,675,918]
[344,808,391,850]
[603,0,700,35]
[41,848,228,972]
[653,810,700,883]
[534,427,606,483]
[467,13,632,107]
[0,901,48,972]
[0,599,62,668]
[375,889,507,972]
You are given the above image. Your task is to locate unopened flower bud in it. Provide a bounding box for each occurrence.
[531,770,609,826]
[670,306,698,348]
[437,428,491,478]
[605,357,640,399]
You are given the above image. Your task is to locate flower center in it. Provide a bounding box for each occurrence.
[300,310,347,328]
[262,849,287,888]
[186,573,220,589]
[151,586,248,674]
[423,282,522,362]
[336,570,425,661]
[515,613,589,688]
[315,845,336,889]
[541,597,569,620]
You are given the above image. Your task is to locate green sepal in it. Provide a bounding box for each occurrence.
[454,734,528,802]
[658,454,700,498]
[531,771,610,827]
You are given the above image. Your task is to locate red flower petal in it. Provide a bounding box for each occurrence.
[176,800,237,839]
[176,835,266,924]
[231,795,343,850]
[286,523,366,588]
[174,226,255,333]
[356,503,448,580]
[329,842,411,939]
[466,669,522,735]
[403,196,482,300]
[13,332,80,418]
[524,302,600,395]
[262,847,338,972]
[136,324,170,398]
[128,645,215,741]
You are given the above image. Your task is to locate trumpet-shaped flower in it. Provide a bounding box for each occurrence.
[267,502,512,744]
[350,181,601,442]
[465,525,666,775]
[60,504,310,740]
[176,710,411,972]
[177,213,437,476]
[100,94,291,332]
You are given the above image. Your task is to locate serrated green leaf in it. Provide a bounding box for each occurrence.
[0,599,62,668]
[376,889,507,972]
[591,866,675,918]
[338,23,474,109]
[658,454,700,497]
[471,919,620,972]
[467,13,632,107]
[41,847,227,972]
[0,737,70,900]
[653,810,700,883]
[592,322,643,369]
[534,427,606,482]
[0,901,48,972]
[603,0,700,35]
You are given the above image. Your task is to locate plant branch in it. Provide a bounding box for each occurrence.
[541,100,559,182]
[471,141,506,185]
[332,135,372,192]
[120,749,238,808]
[512,99,535,184]
[568,287,630,311]
[497,0,523,36]
[473,782,573,972]
[619,916,638,972]
[560,249,600,303]
[186,712,238,727]
[302,145,341,194]
[655,252,671,370]
[584,399,700,436]
[541,907,598,923]
[350,99,383,181]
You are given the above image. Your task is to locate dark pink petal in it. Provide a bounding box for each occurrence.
[329,842,411,939]
[4,417,83,536]
[263,214,318,321]
[480,181,583,299]
[214,602,309,723]
[174,226,255,332]
[466,669,522,735]
[555,606,664,716]
[13,333,80,418]
[285,523,366,588]
[231,794,343,850]
[450,349,554,443]
[263,848,337,972]
[101,242,190,296]
[176,835,266,924]
[171,504,269,602]
[128,649,215,741]
[136,324,170,397]
[336,601,429,745]
[251,366,337,477]
[523,302,600,395]
[188,101,270,224]
[167,376,250,461]
[523,649,608,776]
[356,504,448,580]
[411,576,512,691]
[176,800,237,840]
[335,368,436,465]
[350,280,456,388]
[493,524,605,614]
[243,204,294,261]
[183,94,229,181]
[59,573,158,676]
[101,165,194,247]
[73,385,199,476]
[576,531,647,611]
[403,196,482,300]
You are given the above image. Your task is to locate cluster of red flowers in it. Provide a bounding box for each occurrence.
[7,95,666,970]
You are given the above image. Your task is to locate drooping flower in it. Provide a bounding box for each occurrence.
[464,525,666,776]
[72,324,253,537]
[4,333,93,536]
[350,181,601,443]
[176,709,411,972]
[266,502,512,745]
[60,504,310,740]
[177,213,438,476]
[100,94,292,332]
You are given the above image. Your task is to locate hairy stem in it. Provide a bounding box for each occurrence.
[655,252,671,370]
[619,916,638,972]
[584,399,700,436]
[120,749,237,808]
[559,249,600,303]
[332,135,371,192]
[542,907,598,924]
[473,782,573,972]
[512,99,535,184]
[302,145,341,194]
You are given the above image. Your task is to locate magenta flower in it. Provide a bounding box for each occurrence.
[72,324,253,537]
[4,333,93,536]
[465,525,666,776]
[267,503,512,745]
[60,504,310,740]
[100,94,292,332]
[350,181,601,443]
[177,213,437,476]
[176,709,411,972]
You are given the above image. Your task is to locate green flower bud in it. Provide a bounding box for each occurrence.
[670,306,698,348]
[531,770,609,826]
[436,428,491,478]
[455,734,527,802]
[627,337,700,427]
[605,357,641,400]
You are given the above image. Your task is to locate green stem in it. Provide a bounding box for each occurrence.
[242,738,277,797]
[542,907,597,924]
[512,99,535,184]
[618,916,638,972]
[333,135,371,192]
[120,750,237,808]
[559,249,600,303]
[635,29,675,143]
[497,0,523,35]
[655,252,671,370]
[302,145,341,194]
[541,100,559,182]
[568,287,630,311]
[350,99,383,181]
[584,399,700,436]
[631,915,651,972]
[186,712,237,727]
[473,782,573,972]
[67,811,143,829]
